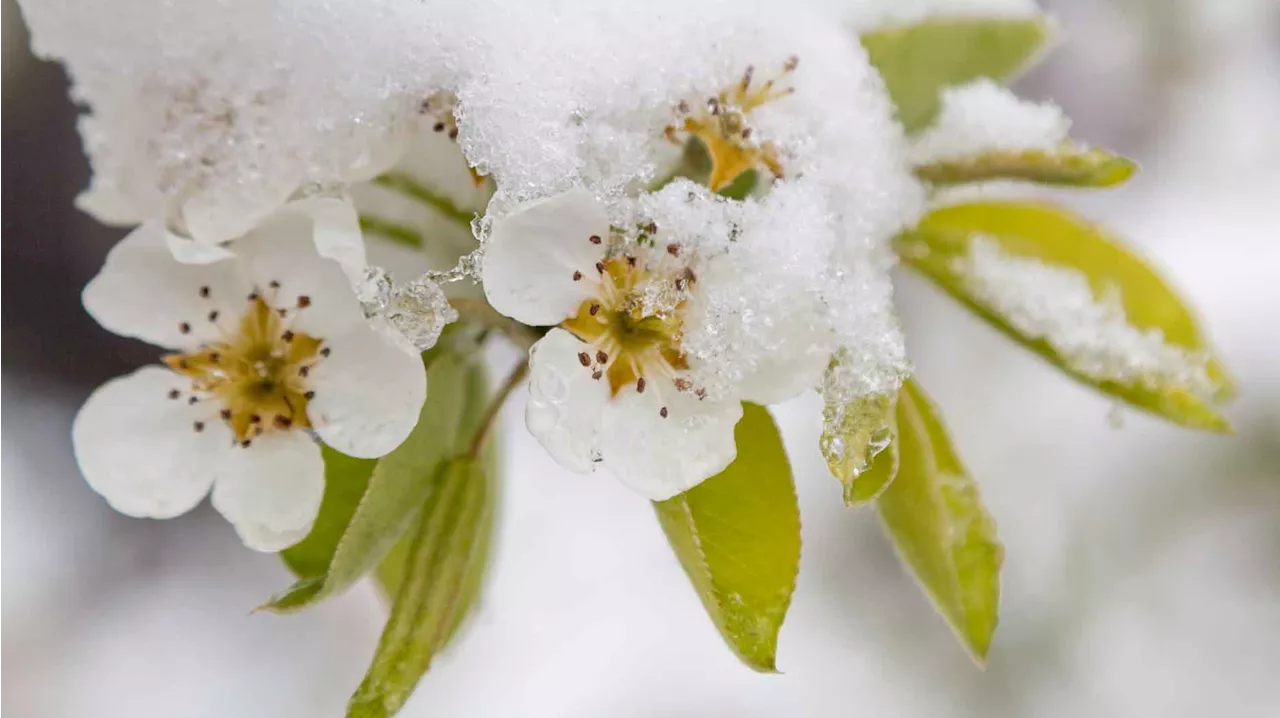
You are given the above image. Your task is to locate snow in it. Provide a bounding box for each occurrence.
[910,79,1070,164]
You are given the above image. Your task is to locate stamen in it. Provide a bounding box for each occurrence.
[448,127,459,141]
[273,416,293,429]
[572,271,583,281]
[281,330,295,342]
[240,439,252,448]
[248,292,260,301]
[297,295,312,309]
[589,304,600,316]
[625,255,637,268]
[193,421,205,432]
[784,55,799,72]
[304,391,316,400]
[249,414,261,424]
[595,350,609,364]
[589,234,602,245]
[578,352,591,367]
[268,280,281,290]
[659,406,669,419]
[674,378,693,392]
[179,322,191,334]
[320,347,331,358]
[199,286,211,298]
[433,122,446,132]
[666,243,680,256]
[168,389,181,400]
[207,310,219,322]
[187,396,199,405]
[595,261,605,274]
[636,377,646,393]
[592,370,603,381]
[220,409,232,420]
[298,366,310,378]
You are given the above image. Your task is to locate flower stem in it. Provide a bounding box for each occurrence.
[467,360,529,458]
[374,172,476,227]
[450,298,540,351]
[359,214,425,247]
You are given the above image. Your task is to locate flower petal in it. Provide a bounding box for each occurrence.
[72,366,230,519]
[285,195,368,286]
[306,320,427,459]
[209,431,325,552]
[180,181,297,246]
[482,189,609,326]
[232,207,366,338]
[736,343,830,405]
[599,387,743,500]
[524,328,610,473]
[82,223,252,351]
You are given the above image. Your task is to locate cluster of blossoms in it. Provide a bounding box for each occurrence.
[23,0,1238,709]
[28,0,928,536]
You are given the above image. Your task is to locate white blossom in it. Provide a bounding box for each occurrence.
[72,200,427,551]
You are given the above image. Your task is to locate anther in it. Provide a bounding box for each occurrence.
[281,330,295,342]
[741,127,752,140]
[666,243,680,256]
[636,377,647,393]
[589,234,602,245]
[297,295,312,308]
[740,65,755,90]
[572,270,583,281]
[193,421,205,432]
[188,396,199,405]
[299,366,311,378]
[677,100,690,114]
[595,261,605,274]
[589,304,600,316]
[659,406,669,419]
[240,440,252,448]
[179,322,191,334]
[168,389,181,400]
[273,415,293,429]
[269,280,281,289]
[249,414,262,424]
[674,378,693,392]
[277,308,288,317]
[433,122,446,132]
[320,347,331,358]
[199,286,210,298]
[207,310,219,322]
[596,350,608,364]
[784,55,799,72]
[220,409,233,420]
[626,255,637,268]
[208,352,220,364]
[447,127,459,140]
[578,352,591,367]
[592,370,603,380]
[248,292,260,301]
[304,391,316,399]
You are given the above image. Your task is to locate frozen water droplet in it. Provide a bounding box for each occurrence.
[384,273,457,351]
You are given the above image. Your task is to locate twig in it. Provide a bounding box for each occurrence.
[467,360,529,458]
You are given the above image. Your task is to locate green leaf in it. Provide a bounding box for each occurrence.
[282,446,378,580]
[876,379,1001,665]
[654,403,800,672]
[348,458,493,718]
[896,201,1233,431]
[375,361,497,648]
[862,16,1053,133]
[914,146,1137,187]
[819,351,899,506]
[264,350,481,612]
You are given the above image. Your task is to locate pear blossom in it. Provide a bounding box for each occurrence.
[72,200,427,551]
[483,189,837,499]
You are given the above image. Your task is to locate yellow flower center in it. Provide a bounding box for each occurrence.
[162,287,326,445]
[665,56,798,192]
[561,241,700,417]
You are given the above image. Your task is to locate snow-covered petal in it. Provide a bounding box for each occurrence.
[524,328,611,473]
[181,181,297,246]
[306,320,427,459]
[72,366,230,519]
[82,223,251,351]
[599,389,743,500]
[482,189,609,326]
[209,431,325,552]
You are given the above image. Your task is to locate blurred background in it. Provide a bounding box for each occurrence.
[3,0,1278,715]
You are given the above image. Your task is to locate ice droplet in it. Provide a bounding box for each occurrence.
[384,273,458,351]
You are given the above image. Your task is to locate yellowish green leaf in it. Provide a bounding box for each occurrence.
[896,201,1233,431]
[654,403,800,672]
[914,146,1137,187]
[264,350,482,612]
[862,16,1053,133]
[347,458,492,718]
[877,379,1002,664]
